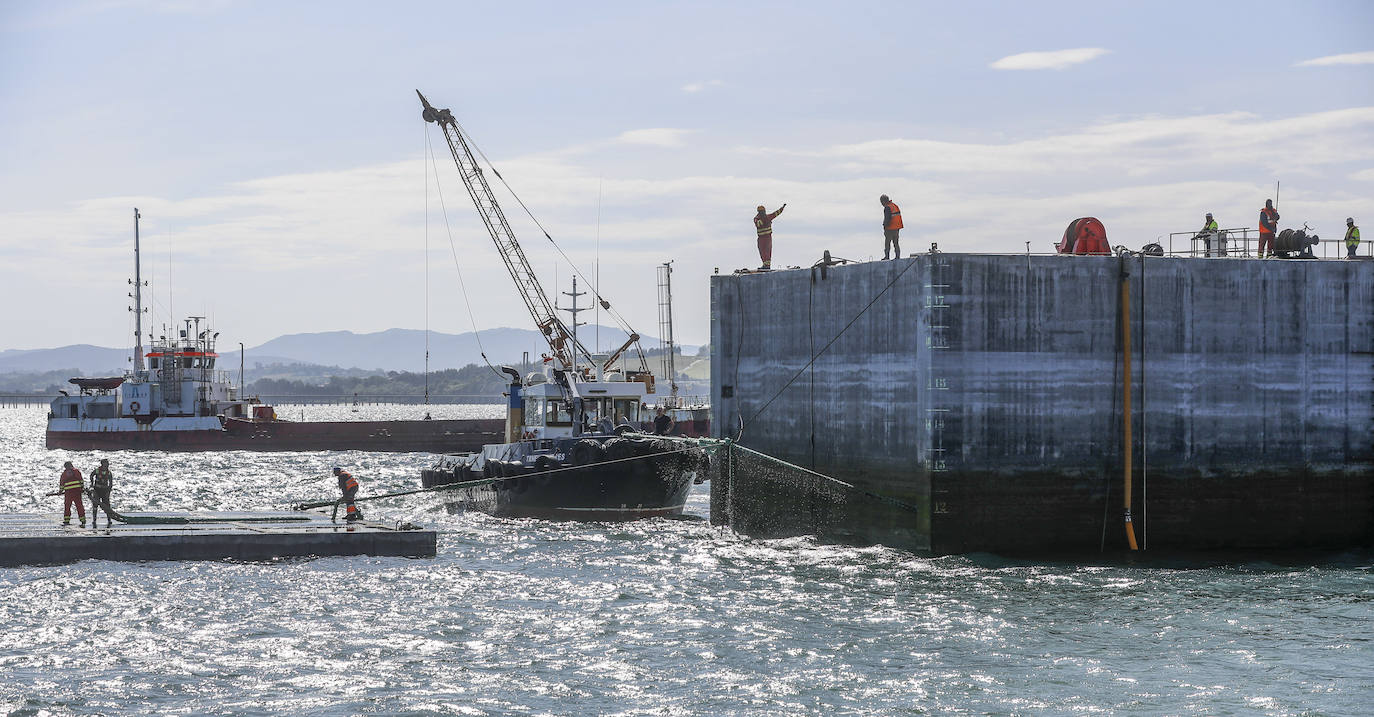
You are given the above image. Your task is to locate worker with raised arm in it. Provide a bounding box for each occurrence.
[754,203,785,271]
[59,461,86,527]
[333,467,363,522]
[1196,212,1219,257]
[881,194,903,260]
[87,458,116,527]
[1258,199,1279,258]
[1345,217,1361,259]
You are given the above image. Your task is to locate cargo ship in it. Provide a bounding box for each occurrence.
[45,209,501,453]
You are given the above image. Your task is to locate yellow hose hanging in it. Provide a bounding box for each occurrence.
[1121,274,1139,551]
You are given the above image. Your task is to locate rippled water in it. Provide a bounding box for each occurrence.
[1,405,1371,715]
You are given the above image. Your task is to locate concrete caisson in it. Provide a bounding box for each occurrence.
[710,254,1374,554]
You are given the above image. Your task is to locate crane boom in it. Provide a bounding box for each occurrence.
[418,90,587,371]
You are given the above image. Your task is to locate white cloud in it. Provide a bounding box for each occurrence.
[1295,51,1374,67]
[990,48,1109,71]
[800,108,1374,178]
[681,80,723,93]
[6,108,1374,350]
[615,128,697,148]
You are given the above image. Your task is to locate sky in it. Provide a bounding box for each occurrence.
[2,0,1372,354]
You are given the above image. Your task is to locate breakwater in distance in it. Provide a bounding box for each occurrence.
[711,253,1374,555]
[1,405,1371,713]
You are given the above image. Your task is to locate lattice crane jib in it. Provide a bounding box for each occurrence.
[418,90,586,372]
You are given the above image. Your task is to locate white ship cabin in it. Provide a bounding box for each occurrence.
[49,319,253,422]
[517,355,652,440]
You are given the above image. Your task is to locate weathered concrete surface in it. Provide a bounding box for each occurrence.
[711,254,1374,554]
[0,511,436,566]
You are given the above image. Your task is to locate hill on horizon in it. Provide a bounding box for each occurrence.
[0,326,702,376]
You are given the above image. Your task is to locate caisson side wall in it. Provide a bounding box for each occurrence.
[710,254,1374,554]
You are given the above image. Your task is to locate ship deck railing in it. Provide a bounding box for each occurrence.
[1165,227,1365,259]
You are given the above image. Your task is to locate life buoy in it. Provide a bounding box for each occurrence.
[129,401,141,413]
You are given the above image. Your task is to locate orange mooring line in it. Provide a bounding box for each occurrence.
[1122,275,1139,551]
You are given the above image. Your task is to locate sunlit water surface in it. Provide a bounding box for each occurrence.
[1,405,1370,715]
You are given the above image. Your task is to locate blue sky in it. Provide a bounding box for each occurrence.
[2,0,1372,353]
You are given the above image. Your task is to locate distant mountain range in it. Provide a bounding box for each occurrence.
[0,326,700,376]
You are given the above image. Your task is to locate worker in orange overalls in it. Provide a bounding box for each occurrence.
[333,467,363,522]
[754,203,785,271]
[59,461,86,527]
[881,194,903,260]
[1258,199,1279,258]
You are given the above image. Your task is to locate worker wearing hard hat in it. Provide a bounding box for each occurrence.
[881,195,903,260]
[59,461,85,527]
[1197,212,1219,257]
[1345,217,1362,259]
[333,467,363,522]
[88,458,116,527]
[754,203,785,271]
[1258,199,1279,258]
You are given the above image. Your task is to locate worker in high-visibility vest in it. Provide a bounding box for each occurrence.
[333,467,363,522]
[1345,217,1361,259]
[59,461,86,527]
[1258,199,1279,258]
[881,194,903,260]
[1196,212,1220,256]
[754,203,785,271]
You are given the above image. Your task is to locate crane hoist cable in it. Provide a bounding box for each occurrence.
[447,115,641,340]
[419,90,649,374]
[425,127,508,380]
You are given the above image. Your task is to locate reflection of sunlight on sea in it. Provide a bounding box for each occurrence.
[1,405,1372,715]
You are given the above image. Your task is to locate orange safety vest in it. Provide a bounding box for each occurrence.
[1259,207,1278,235]
[337,470,358,493]
[60,468,83,492]
[884,201,903,230]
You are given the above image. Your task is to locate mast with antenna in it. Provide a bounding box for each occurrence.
[559,276,588,376]
[130,208,146,372]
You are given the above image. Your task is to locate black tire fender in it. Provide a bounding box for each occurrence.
[571,439,606,466]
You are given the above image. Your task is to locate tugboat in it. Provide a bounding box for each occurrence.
[420,340,704,520]
[415,91,704,519]
[46,209,501,452]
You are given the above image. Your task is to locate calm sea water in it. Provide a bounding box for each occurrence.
[1,405,1370,715]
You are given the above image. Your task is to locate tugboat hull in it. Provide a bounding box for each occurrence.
[422,435,703,521]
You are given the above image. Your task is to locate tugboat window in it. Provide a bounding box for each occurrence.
[546,399,572,426]
[525,398,545,425]
[613,398,640,423]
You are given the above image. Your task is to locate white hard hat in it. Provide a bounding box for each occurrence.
[1349,217,1356,224]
